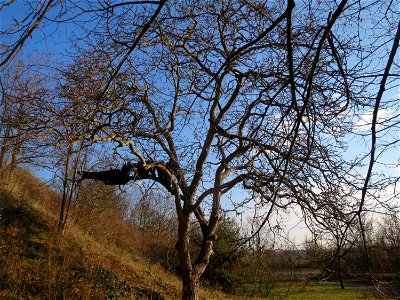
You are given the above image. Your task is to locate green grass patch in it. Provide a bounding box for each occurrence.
[266,282,380,300]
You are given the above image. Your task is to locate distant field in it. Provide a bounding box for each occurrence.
[202,281,384,300]
[262,282,381,300]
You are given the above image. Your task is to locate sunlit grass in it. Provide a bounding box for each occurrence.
[201,282,383,300]
[198,281,384,300]
[259,282,380,300]
[0,168,181,299]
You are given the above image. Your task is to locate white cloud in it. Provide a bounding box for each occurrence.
[353,108,392,132]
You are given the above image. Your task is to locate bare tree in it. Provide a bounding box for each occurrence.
[129,186,176,236]
[0,0,55,67]
[0,57,49,174]
[68,1,378,298]
[48,54,112,233]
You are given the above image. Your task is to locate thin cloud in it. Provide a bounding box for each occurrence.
[353,108,393,132]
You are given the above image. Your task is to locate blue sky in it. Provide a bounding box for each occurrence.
[1,1,399,247]
[2,1,398,173]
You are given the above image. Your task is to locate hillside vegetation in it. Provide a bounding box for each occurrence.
[0,169,388,299]
[0,168,187,299]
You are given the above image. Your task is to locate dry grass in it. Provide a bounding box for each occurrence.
[0,168,182,299]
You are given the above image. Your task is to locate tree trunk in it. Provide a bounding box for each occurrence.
[0,122,12,168]
[58,145,72,233]
[176,209,202,300]
[0,133,8,167]
[10,137,21,172]
[338,256,345,289]
[182,276,200,300]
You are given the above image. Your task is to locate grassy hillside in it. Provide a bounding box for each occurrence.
[0,169,185,299]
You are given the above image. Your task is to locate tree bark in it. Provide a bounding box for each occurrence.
[0,125,10,167]
[182,276,200,300]
[338,256,345,289]
[0,139,7,168]
[176,208,203,300]
[10,134,21,172]
[58,145,72,234]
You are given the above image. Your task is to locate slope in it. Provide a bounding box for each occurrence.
[0,168,181,299]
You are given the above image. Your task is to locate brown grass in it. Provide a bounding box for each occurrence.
[0,168,182,299]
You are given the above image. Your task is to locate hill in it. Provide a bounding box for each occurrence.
[0,169,233,299]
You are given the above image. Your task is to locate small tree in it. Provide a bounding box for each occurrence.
[0,58,49,173]
[129,186,176,236]
[374,213,400,281]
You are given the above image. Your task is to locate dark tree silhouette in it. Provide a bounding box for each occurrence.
[79,161,173,189]
[79,162,135,185]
